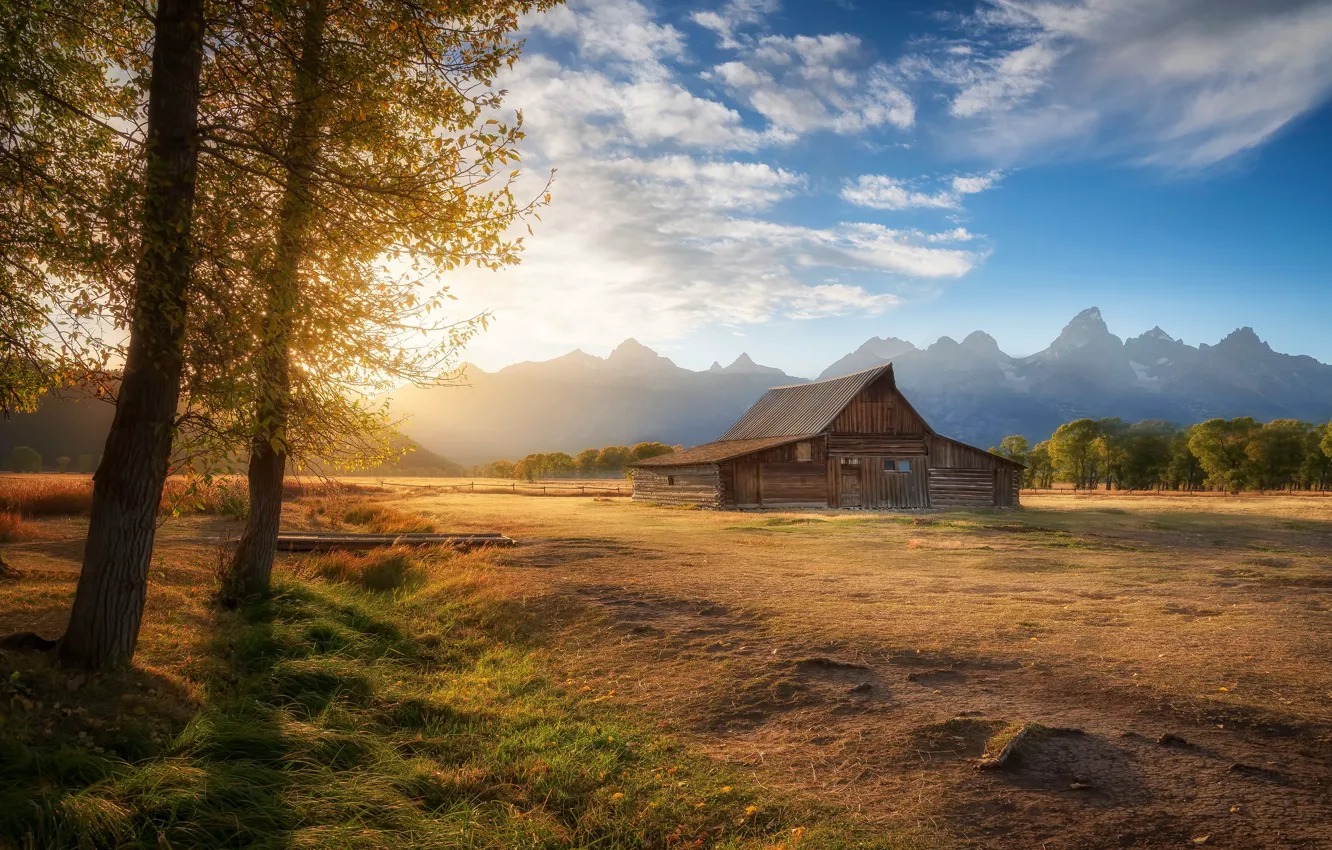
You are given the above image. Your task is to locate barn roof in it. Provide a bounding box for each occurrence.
[631,434,816,467]
[719,364,905,440]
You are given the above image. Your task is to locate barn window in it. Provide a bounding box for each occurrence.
[667,475,676,485]
[795,441,812,462]
[884,459,911,473]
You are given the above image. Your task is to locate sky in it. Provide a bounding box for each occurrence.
[441,0,1332,378]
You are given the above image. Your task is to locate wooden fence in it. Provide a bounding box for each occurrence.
[381,480,630,497]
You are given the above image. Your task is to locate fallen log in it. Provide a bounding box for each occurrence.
[275,531,514,552]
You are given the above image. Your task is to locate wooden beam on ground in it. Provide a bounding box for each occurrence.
[275,531,514,552]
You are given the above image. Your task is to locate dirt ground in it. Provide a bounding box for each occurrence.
[5,488,1331,848]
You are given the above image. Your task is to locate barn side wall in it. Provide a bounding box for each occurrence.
[631,465,723,508]
[924,434,1022,508]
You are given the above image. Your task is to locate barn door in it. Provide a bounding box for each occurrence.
[838,459,862,508]
[734,463,760,507]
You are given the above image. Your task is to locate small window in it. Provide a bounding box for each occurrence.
[667,475,676,485]
[795,441,812,462]
[840,457,860,466]
[884,459,911,473]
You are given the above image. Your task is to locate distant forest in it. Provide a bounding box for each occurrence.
[994,417,1332,492]
[473,443,678,480]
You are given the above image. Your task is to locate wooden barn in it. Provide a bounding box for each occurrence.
[629,364,1023,510]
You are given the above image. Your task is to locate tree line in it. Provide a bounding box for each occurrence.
[474,443,678,480]
[1,0,557,669]
[990,417,1332,492]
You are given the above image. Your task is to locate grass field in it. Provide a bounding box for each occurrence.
[2,479,1330,848]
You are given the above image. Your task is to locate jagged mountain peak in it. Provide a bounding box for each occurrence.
[607,338,677,370]
[1212,326,1271,354]
[961,330,1004,357]
[707,361,724,373]
[1048,306,1119,353]
[1140,326,1175,342]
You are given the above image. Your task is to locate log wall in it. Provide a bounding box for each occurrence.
[759,462,827,508]
[632,465,723,508]
[928,468,996,508]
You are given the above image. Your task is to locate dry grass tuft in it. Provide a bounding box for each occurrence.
[0,511,51,543]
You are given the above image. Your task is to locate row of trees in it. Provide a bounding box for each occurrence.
[2,0,557,668]
[475,442,677,480]
[5,447,99,474]
[991,417,1332,492]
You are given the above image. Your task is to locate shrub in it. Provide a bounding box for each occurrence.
[55,457,71,473]
[9,446,41,473]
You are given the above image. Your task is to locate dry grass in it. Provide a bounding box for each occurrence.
[4,488,1331,847]
[0,473,380,520]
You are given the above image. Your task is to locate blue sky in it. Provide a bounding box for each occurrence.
[444,0,1332,377]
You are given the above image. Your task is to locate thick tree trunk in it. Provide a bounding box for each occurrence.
[57,0,204,669]
[229,0,328,596]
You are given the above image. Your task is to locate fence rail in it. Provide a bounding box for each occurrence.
[379,480,631,497]
[1020,487,1332,497]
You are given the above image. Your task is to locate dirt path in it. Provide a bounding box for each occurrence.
[504,535,1332,849]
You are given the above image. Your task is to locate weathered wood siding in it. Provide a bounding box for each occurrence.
[827,435,927,456]
[828,374,929,435]
[632,465,722,508]
[928,468,995,508]
[828,456,930,508]
[759,462,827,508]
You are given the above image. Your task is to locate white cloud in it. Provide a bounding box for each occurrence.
[529,0,685,67]
[439,0,993,368]
[841,171,1000,210]
[709,34,915,140]
[691,0,780,49]
[905,0,1332,167]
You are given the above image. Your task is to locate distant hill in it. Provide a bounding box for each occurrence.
[6,310,1331,466]
[388,340,809,465]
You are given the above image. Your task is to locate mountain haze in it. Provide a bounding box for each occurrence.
[6,311,1331,467]
[389,309,1332,462]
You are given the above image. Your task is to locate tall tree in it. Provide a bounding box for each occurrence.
[1299,421,1331,490]
[1166,425,1204,491]
[1188,417,1260,493]
[59,0,207,669]
[1049,418,1101,489]
[1025,440,1054,489]
[1247,419,1310,491]
[215,0,554,596]
[1119,420,1177,490]
[990,435,1030,466]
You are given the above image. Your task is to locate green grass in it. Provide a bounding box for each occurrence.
[1,549,899,849]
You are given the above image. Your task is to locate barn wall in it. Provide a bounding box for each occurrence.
[923,434,1023,508]
[759,462,827,508]
[631,465,722,508]
[829,456,930,508]
[828,375,930,436]
[927,468,995,507]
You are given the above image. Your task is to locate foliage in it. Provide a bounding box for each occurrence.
[480,442,680,480]
[8,445,41,472]
[1188,417,1260,492]
[1049,419,1101,489]
[989,435,1029,466]
[1025,441,1054,488]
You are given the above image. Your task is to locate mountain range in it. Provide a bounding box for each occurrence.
[389,307,1332,463]
[5,308,1331,467]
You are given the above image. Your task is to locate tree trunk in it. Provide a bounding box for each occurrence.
[229,0,328,596]
[57,0,205,670]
